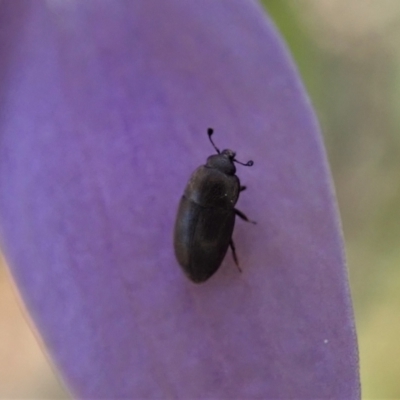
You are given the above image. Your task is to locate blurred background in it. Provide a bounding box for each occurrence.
[1,0,399,398]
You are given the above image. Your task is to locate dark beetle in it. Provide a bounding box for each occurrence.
[173,128,254,283]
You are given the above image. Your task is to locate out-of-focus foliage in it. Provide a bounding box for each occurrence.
[263,0,400,397]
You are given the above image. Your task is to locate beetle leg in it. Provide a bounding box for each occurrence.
[229,239,242,273]
[240,185,247,192]
[235,208,256,224]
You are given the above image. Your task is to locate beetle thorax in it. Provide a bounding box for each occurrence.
[206,149,236,175]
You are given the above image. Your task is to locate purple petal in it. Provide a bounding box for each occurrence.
[0,0,359,398]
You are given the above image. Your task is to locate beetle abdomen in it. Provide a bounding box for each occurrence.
[174,196,235,283]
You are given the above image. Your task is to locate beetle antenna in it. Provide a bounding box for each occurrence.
[234,158,254,167]
[207,128,220,154]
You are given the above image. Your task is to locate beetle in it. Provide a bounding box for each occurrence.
[173,128,254,283]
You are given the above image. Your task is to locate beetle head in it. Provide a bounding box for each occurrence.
[206,150,237,175]
[206,128,254,175]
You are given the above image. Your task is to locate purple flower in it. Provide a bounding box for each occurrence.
[0,0,359,398]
